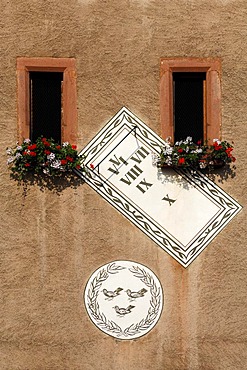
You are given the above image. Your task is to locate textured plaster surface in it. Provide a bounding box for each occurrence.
[0,0,247,369]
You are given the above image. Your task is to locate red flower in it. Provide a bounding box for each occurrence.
[178,157,185,165]
[178,148,183,153]
[28,144,37,150]
[61,159,67,165]
[44,141,51,147]
[25,163,31,167]
[29,151,37,157]
[66,156,74,162]
[197,140,202,145]
[41,138,47,142]
[76,165,81,169]
[23,151,28,156]
[44,150,51,155]
[232,157,236,162]
[71,145,77,150]
[56,145,61,150]
[213,142,222,151]
[226,147,233,157]
[90,164,95,169]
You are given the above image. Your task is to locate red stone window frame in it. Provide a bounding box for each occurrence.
[17,57,78,143]
[160,58,221,144]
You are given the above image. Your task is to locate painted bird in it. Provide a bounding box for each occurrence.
[126,288,147,299]
[102,287,123,299]
[113,305,135,316]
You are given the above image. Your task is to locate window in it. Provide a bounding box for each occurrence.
[17,57,77,144]
[160,58,221,144]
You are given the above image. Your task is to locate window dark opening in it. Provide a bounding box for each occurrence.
[30,72,63,143]
[173,72,206,143]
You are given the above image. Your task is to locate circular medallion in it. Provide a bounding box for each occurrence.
[84,260,163,340]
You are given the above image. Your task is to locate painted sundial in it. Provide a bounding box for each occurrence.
[84,260,163,339]
[76,107,242,267]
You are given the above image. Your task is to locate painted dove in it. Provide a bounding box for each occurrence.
[113,305,135,316]
[103,287,123,299]
[126,288,147,299]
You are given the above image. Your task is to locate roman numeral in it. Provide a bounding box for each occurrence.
[120,165,143,185]
[162,194,176,206]
[136,179,153,193]
[107,155,128,175]
[130,147,149,163]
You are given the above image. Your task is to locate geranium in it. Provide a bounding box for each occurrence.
[178,157,185,165]
[6,137,87,179]
[209,139,235,165]
[153,137,207,168]
[28,144,37,150]
[152,137,236,169]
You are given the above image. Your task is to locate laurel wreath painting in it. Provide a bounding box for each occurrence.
[86,262,162,338]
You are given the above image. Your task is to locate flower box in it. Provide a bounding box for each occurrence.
[152,137,236,170]
[6,137,86,180]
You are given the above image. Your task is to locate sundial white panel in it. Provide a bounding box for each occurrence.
[76,107,242,267]
[84,260,163,339]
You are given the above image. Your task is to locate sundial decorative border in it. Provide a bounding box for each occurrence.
[76,107,242,268]
[84,260,163,339]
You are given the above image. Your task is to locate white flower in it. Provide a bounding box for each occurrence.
[47,153,55,160]
[62,142,69,147]
[166,147,173,155]
[6,148,13,155]
[213,138,221,145]
[15,152,22,158]
[186,136,193,142]
[7,157,15,164]
[16,146,23,151]
[151,153,159,166]
[50,160,61,169]
[165,156,173,165]
[199,162,207,169]
[43,168,50,175]
[24,138,31,143]
[191,148,202,154]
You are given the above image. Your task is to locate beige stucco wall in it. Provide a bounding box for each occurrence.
[1,0,246,369]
